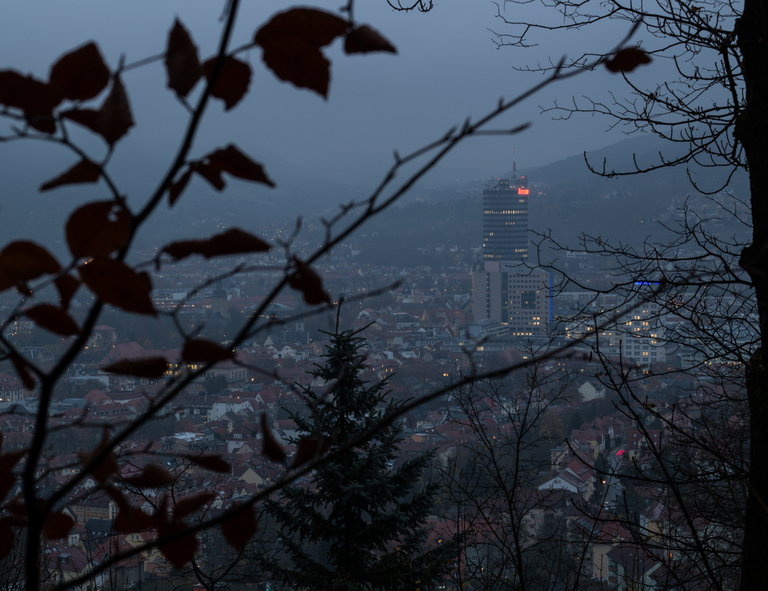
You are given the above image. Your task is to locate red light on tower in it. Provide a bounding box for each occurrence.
[518,188,529,195]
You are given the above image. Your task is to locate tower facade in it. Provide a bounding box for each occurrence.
[473,174,550,335]
[472,262,550,335]
[211,282,229,320]
[482,176,529,261]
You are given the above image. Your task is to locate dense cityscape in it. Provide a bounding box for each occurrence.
[0,167,747,591]
[0,0,760,589]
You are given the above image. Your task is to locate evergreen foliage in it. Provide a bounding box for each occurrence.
[265,328,457,591]
[204,373,229,395]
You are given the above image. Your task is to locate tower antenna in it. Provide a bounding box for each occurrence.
[513,146,516,177]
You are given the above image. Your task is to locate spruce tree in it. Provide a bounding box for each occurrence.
[265,328,456,591]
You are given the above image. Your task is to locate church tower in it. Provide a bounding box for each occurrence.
[211,281,229,320]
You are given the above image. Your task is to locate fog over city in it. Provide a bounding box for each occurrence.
[0,0,674,222]
[0,2,759,591]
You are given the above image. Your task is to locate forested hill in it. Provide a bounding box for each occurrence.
[521,135,750,247]
[349,135,750,266]
[0,134,747,263]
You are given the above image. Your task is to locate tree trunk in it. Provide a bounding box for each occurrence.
[737,1,768,588]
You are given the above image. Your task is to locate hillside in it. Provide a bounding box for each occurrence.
[520,135,750,247]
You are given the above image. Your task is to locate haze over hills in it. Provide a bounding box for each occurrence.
[0,149,362,259]
[0,133,748,262]
[346,134,750,267]
[520,133,746,194]
[520,134,749,248]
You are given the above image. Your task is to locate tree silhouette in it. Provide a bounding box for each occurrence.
[264,327,458,590]
[0,2,652,591]
[484,1,768,588]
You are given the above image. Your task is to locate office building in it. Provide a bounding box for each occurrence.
[482,176,529,261]
[562,296,666,371]
[473,263,550,336]
[472,174,550,336]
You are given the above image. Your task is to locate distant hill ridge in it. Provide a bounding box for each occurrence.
[506,135,749,247]
[518,134,742,193]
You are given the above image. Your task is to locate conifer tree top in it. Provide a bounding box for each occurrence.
[264,328,458,591]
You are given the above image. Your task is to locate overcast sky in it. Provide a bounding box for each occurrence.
[0,0,665,211]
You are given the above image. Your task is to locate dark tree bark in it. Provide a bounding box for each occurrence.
[736,2,768,588]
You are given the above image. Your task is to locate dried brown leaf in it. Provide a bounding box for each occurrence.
[188,454,230,473]
[261,41,332,98]
[289,259,331,306]
[165,19,203,98]
[39,158,101,192]
[61,75,134,145]
[65,200,131,259]
[174,492,215,520]
[206,144,275,187]
[163,228,270,261]
[160,523,199,569]
[44,512,75,539]
[291,436,331,468]
[10,355,34,390]
[221,503,257,550]
[99,75,134,144]
[168,168,192,207]
[0,271,13,294]
[55,274,80,310]
[124,463,177,488]
[49,42,111,101]
[605,48,652,73]
[255,8,349,98]
[0,70,62,133]
[191,161,225,191]
[113,508,157,534]
[0,450,26,475]
[0,70,30,110]
[344,25,397,54]
[79,431,119,483]
[101,357,169,378]
[79,258,156,316]
[25,304,80,336]
[203,56,251,111]
[60,108,100,132]
[0,520,14,560]
[182,339,234,363]
[255,8,349,49]
[0,241,61,282]
[261,413,286,463]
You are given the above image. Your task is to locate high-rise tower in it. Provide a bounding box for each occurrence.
[472,173,550,335]
[482,176,529,261]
